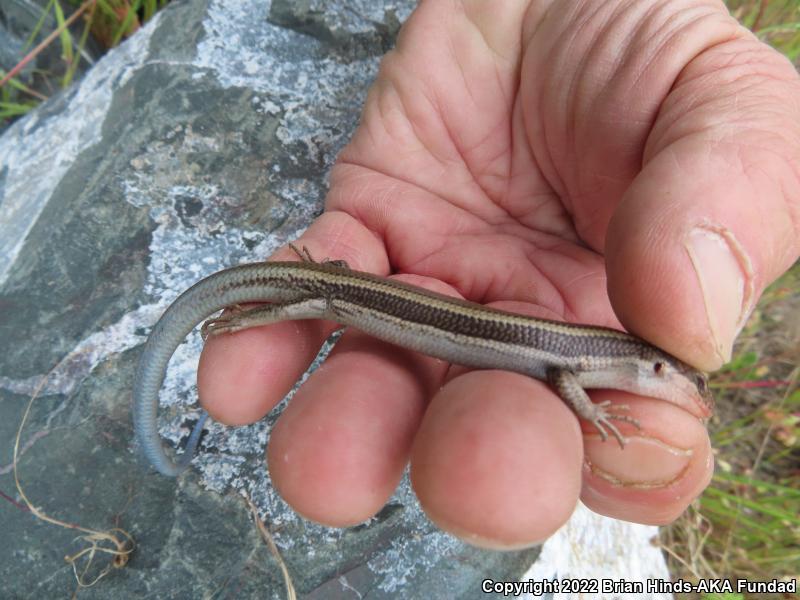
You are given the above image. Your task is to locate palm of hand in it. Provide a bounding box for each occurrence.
[199,1,800,547]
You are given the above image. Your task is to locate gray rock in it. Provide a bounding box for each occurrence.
[269,0,402,58]
[0,0,541,597]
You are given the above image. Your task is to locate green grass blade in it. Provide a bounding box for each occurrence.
[52,0,75,86]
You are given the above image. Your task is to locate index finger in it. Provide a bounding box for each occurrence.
[198,211,390,425]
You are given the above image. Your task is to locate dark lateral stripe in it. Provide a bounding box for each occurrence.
[307,276,652,359]
[221,263,658,360]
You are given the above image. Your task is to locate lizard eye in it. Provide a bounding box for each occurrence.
[653,362,665,375]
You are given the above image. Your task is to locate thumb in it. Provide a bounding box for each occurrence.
[606,37,800,372]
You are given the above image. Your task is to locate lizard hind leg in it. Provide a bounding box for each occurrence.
[288,242,350,269]
[201,297,329,338]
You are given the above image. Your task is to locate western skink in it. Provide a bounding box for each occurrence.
[133,249,714,476]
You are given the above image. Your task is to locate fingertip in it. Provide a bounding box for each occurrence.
[580,392,714,525]
[410,371,583,549]
[198,319,328,425]
[198,209,392,425]
[266,334,435,526]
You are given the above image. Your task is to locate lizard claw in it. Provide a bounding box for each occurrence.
[200,305,246,340]
[589,401,641,449]
[201,316,229,340]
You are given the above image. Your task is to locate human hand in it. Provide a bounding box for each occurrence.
[198,0,800,548]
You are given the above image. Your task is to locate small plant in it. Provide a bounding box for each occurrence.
[660,263,800,596]
[1,0,166,125]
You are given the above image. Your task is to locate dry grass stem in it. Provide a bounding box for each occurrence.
[13,351,134,588]
[243,495,297,600]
